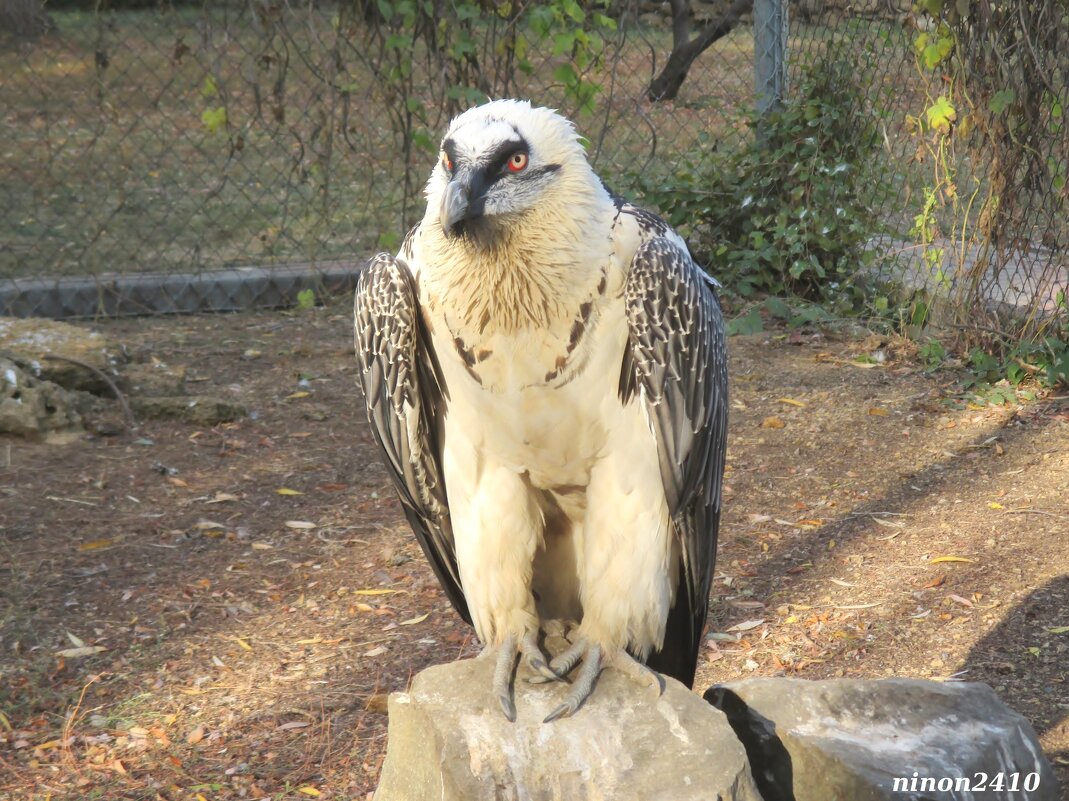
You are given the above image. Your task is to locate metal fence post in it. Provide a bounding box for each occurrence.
[754,0,788,116]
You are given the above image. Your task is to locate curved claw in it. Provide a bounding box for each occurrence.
[543,642,602,722]
[543,700,576,723]
[527,654,565,683]
[499,691,517,722]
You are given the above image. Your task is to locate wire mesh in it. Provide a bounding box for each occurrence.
[1,0,1065,343]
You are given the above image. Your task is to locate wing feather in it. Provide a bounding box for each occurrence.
[621,235,728,687]
[354,253,471,623]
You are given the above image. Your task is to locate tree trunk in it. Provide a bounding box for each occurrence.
[0,0,53,39]
[647,0,753,102]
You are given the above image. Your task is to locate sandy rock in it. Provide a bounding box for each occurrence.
[0,317,122,394]
[0,357,82,438]
[120,361,188,397]
[705,677,1059,801]
[129,396,246,425]
[374,655,763,801]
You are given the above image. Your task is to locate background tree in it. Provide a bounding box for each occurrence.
[647,0,752,101]
[0,0,53,38]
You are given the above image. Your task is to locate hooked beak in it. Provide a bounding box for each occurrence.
[439,169,488,238]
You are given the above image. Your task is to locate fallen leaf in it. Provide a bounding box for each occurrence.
[353,589,400,596]
[761,416,785,429]
[55,646,106,658]
[206,492,240,504]
[193,520,225,531]
[776,397,807,407]
[77,538,116,552]
[277,721,310,731]
[947,594,974,608]
[867,407,889,416]
[1046,626,1069,634]
[167,476,189,488]
[725,618,765,632]
[988,502,1004,510]
[286,391,311,399]
[930,555,977,564]
[66,632,85,648]
[186,725,205,745]
[285,520,316,530]
[400,612,430,626]
[871,517,905,529]
[233,637,252,651]
[276,488,303,496]
[364,646,388,657]
[921,574,946,589]
[251,542,274,550]
[297,788,322,797]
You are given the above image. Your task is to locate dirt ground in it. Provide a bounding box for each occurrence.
[1,298,1067,800]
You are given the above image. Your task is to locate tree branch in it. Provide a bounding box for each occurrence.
[647,0,753,102]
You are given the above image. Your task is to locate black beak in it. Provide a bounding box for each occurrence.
[439,169,488,238]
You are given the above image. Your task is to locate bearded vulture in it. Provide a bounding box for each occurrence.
[355,99,727,722]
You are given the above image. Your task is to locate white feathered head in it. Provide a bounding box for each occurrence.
[424,100,603,247]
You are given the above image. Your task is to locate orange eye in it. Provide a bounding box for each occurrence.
[508,152,528,172]
[441,152,453,172]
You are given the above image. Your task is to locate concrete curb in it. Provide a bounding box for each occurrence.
[0,261,366,319]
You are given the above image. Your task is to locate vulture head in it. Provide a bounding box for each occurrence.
[427,100,599,246]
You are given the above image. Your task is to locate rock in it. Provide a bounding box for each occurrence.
[129,396,246,425]
[120,361,187,397]
[374,655,763,801]
[0,317,123,395]
[0,357,82,439]
[705,678,1059,801]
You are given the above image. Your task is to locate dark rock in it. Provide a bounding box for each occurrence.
[705,677,1059,801]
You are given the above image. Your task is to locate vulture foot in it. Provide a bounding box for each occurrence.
[541,640,665,723]
[489,631,563,721]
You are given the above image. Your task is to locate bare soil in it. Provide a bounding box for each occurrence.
[1,299,1067,800]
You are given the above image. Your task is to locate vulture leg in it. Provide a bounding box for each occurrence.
[542,640,665,722]
[489,631,564,721]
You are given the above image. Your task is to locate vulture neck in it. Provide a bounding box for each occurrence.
[423,185,612,336]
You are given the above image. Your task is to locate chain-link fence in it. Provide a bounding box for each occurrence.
[2,0,1066,349]
[788,0,1067,348]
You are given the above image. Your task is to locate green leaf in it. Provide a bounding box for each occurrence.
[295,289,316,311]
[200,106,227,134]
[988,89,1016,115]
[201,74,218,98]
[926,95,956,132]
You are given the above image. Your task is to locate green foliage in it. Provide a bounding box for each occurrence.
[295,288,316,311]
[635,57,883,308]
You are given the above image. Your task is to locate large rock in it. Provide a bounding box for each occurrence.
[0,357,82,438]
[705,678,1059,801]
[0,317,122,394]
[375,655,764,801]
